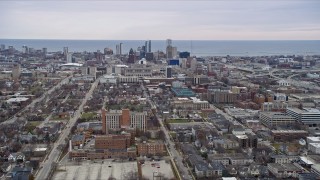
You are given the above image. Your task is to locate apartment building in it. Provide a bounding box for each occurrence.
[286,108,320,127]
[101,109,147,134]
[259,112,296,127]
[137,141,165,156]
[95,134,132,150]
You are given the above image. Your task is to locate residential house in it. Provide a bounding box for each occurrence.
[212,138,239,150]
[195,162,210,178]
[270,155,299,164]
[8,152,25,163]
[8,166,33,180]
[0,162,11,173]
[209,162,225,177]
[209,155,230,166]
[191,156,225,178]
[180,144,197,156]
[71,134,85,148]
[229,154,254,166]
[268,163,305,178]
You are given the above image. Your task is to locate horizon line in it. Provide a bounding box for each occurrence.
[1,38,320,41]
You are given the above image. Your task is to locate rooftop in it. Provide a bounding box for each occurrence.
[6,97,29,103]
[287,107,320,114]
[309,143,320,148]
[307,137,320,142]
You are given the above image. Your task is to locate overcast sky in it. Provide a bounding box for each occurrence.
[1,0,319,40]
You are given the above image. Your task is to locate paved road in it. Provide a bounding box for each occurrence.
[209,104,244,128]
[1,76,72,125]
[38,114,53,128]
[35,78,100,180]
[141,84,192,180]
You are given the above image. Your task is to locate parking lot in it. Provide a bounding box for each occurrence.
[141,160,175,180]
[52,160,138,180]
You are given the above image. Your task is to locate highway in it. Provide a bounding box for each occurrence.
[35,77,100,180]
[1,76,72,125]
[141,84,192,180]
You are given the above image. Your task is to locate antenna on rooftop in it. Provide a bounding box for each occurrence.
[190,40,193,56]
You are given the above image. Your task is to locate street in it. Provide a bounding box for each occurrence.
[1,76,72,125]
[35,77,100,180]
[141,83,192,180]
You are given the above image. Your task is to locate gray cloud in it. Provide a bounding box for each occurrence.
[0,0,319,40]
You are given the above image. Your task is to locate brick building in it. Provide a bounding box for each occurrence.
[271,130,308,141]
[137,141,165,156]
[69,148,136,160]
[101,109,147,134]
[95,134,132,149]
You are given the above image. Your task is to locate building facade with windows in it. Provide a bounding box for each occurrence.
[286,108,320,127]
[101,109,147,134]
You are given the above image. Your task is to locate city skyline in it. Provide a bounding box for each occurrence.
[0,0,320,40]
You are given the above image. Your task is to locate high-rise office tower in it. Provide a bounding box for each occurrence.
[166,39,177,59]
[67,53,73,63]
[12,64,21,80]
[0,44,5,51]
[63,47,68,61]
[63,47,68,56]
[166,66,172,78]
[95,50,103,62]
[166,46,177,59]
[22,46,28,54]
[116,45,120,55]
[8,46,14,55]
[145,41,148,52]
[42,48,47,55]
[119,43,123,55]
[104,48,113,55]
[128,48,135,63]
[148,40,151,52]
[166,39,172,47]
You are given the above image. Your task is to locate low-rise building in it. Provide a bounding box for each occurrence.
[95,134,132,150]
[209,155,230,166]
[259,112,296,127]
[307,137,320,144]
[309,143,320,154]
[69,148,136,160]
[137,141,165,156]
[212,139,239,150]
[268,163,304,178]
[311,164,320,177]
[270,155,299,164]
[271,130,308,141]
[229,155,254,166]
[286,108,320,127]
[171,97,210,110]
[71,134,85,147]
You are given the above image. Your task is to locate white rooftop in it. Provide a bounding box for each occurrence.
[300,156,315,165]
[34,147,47,151]
[309,143,320,148]
[303,108,320,113]
[222,178,237,180]
[115,64,128,68]
[307,137,320,142]
[6,97,29,103]
[61,63,83,67]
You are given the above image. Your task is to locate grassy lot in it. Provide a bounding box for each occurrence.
[27,121,42,127]
[166,119,190,123]
[81,112,97,120]
[25,121,42,132]
[51,115,69,121]
[198,112,208,119]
